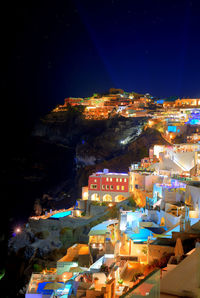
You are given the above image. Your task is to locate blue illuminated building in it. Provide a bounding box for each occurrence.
[187,110,200,125]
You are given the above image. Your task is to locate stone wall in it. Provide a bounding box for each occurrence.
[147,210,161,225]
[149,244,174,263]
[89,205,107,216]
[160,210,181,228]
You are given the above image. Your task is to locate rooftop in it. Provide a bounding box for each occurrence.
[89,219,118,236]
[160,248,200,297]
[58,244,90,262]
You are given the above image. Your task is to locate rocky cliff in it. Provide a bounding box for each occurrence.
[76,128,171,192]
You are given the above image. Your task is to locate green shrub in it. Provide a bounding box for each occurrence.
[128,196,137,208]
[59,227,74,247]
[91,201,101,206]
[101,202,107,206]
[108,206,118,218]
[33,263,43,272]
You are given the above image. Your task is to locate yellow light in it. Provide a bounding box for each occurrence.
[63,274,67,282]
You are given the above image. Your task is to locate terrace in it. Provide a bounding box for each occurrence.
[29,206,82,221]
[26,272,58,295]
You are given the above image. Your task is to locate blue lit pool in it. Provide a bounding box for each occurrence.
[50,210,72,219]
[126,228,152,242]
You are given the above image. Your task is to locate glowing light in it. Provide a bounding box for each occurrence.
[15,227,21,234]
[63,274,67,283]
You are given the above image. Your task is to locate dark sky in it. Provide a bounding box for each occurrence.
[3,0,200,125]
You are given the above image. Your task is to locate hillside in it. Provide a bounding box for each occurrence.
[76,128,170,191]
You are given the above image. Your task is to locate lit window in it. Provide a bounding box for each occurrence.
[106,178,109,182]
[121,186,125,190]
[124,178,127,182]
[117,185,120,190]
[110,185,114,190]
[91,184,97,189]
[120,178,122,182]
[102,185,105,190]
[110,178,112,182]
[116,178,119,182]
[106,185,109,190]
[94,179,97,183]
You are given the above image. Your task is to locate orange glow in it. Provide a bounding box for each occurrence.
[15,227,21,233]
[79,245,89,255]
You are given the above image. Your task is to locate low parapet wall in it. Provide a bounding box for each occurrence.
[149,244,174,264]
[29,216,94,233]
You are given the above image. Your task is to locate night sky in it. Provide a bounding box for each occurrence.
[2,0,200,131]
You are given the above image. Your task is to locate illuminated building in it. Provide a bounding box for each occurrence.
[187,133,200,143]
[64,97,83,106]
[88,219,118,251]
[175,98,200,107]
[88,169,129,202]
[187,110,200,125]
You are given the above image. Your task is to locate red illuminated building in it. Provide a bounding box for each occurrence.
[88,169,129,202]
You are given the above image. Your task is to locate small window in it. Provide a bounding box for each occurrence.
[116,178,119,182]
[106,185,109,190]
[94,179,97,183]
[102,185,105,190]
[110,185,114,190]
[116,185,120,190]
[121,186,125,190]
[124,178,127,182]
[91,184,97,189]
[106,178,109,182]
[110,178,112,182]
[120,178,122,182]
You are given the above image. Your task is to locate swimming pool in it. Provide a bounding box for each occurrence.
[50,210,72,219]
[126,227,152,242]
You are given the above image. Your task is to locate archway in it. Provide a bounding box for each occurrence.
[115,195,126,202]
[103,194,112,202]
[91,193,100,201]
[160,217,165,226]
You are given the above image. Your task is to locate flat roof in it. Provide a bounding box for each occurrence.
[58,244,90,262]
[160,248,200,296]
[89,219,118,236]
[92,172,128,176]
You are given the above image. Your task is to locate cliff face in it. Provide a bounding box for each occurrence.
[33,110,146,166]
[76,128,170,192]
[17,111,147,215]
[75,118,145,166]
[32,110,108,146]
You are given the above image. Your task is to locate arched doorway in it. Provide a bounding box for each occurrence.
[160,217,165,226]
[103,194,112,202]
[115,195,126,202]
[91,193,100,201]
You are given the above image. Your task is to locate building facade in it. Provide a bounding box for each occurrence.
[175,98,200,107]
[88,169,129,202]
